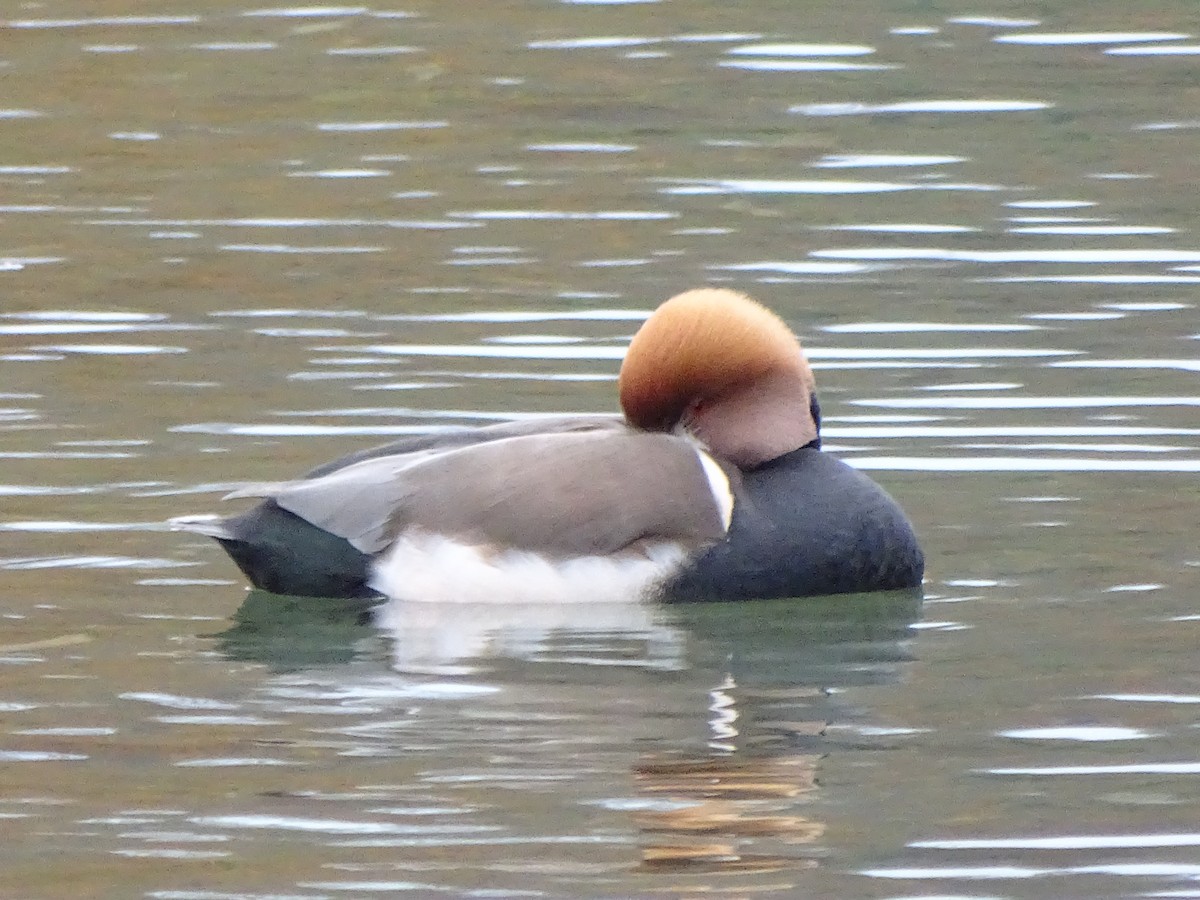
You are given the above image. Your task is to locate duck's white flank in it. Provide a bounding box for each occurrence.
[368,531,694,605]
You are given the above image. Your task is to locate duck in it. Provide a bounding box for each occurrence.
[171,288,924,603]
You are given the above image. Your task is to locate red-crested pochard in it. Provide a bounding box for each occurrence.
[172,288,924,602]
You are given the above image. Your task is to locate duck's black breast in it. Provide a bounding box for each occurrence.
[661,447,924,602]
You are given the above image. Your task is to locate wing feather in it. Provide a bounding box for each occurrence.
[259,429,729,556]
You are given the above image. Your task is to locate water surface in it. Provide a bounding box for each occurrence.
[2,2,1200,897]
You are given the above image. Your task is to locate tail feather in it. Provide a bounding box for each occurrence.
[168,514,235,541]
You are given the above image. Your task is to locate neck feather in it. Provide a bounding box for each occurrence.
[685,368,819,468]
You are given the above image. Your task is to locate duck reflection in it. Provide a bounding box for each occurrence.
[212,590,379,672]
[212,588,920,884]
[374,595,689,675]
[633,752,825,874]
[631,592,920,876]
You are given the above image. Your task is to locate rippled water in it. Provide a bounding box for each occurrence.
[3,2,1200,897]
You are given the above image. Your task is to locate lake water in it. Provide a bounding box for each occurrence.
[2,2,1200,897]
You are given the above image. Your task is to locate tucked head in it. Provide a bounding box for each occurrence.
[618,288,819,468]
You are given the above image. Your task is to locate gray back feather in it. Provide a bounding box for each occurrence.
[257,428,728,557]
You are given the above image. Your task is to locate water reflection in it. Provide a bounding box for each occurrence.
[214,591,378,672]
[208,589,920,889]
[222,589,921,683]
[793,99,1052,115]
[376,595,685,675]
[995,31,1191,45]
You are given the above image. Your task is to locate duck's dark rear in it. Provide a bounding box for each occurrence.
[215,500,375,599]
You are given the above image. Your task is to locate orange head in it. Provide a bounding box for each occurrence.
[618,288,819,467]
